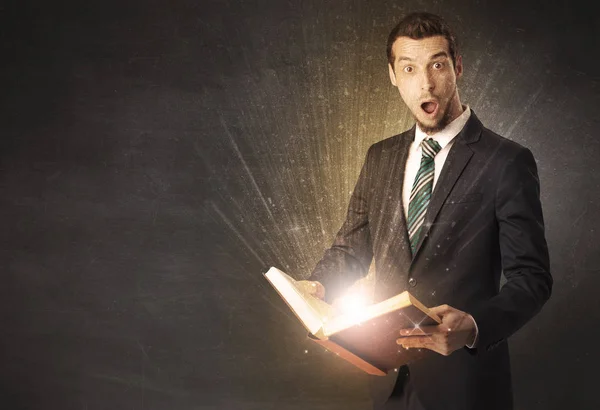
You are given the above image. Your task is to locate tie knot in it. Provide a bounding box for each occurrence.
[421,138,442,159]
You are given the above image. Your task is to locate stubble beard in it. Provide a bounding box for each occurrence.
[415,85,461,135]
[416,104,454,135]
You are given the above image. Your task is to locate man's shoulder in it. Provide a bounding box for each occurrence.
[365,119,535,161]
[477,123,533,160]
[367,128,413,154]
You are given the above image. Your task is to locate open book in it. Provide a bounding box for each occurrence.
[264,267,441,376]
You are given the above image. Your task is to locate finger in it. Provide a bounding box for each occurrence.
[398,332,451,346]
[313,282,325,299]
[429,304,451,316]
[398,336,452,356]
[296,281,312,294]
[397,336,436,349]
[297,281,325,299]
[397,336,429,346]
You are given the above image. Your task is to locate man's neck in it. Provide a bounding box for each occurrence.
[416,104,470,141]
[447,101,465,125]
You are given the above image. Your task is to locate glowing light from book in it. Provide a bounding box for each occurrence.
[338,293,368,323]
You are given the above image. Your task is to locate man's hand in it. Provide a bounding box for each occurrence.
[396,304,477,356]
[296,280,326,300]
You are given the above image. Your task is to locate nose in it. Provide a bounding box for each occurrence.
[420,69,435,92]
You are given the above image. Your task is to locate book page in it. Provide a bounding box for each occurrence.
[323,291,413,336]
[264,267,334,337]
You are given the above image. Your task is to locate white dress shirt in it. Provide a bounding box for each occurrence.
[402,106,472,219]
[401,105,479,348]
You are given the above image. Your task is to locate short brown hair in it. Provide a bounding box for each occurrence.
[387,12,458,71]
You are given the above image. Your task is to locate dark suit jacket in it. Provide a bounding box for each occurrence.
[308,111,552,410]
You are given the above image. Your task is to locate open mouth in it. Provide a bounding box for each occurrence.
[421,101,438,115]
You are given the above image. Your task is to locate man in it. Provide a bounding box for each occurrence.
[298,12,552,410]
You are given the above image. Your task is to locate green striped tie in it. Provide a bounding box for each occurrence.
[407,138,442,254]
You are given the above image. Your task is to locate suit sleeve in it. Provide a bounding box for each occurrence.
[308,145,375,304]
[470,147,553,353]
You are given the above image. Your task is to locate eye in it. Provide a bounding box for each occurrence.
[403,66,413,73]
[433,62,444,69]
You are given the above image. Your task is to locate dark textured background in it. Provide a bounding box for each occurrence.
[1,0,598,409]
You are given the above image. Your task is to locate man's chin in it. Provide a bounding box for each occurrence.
[416,118,446,135]
[415,109,453,134]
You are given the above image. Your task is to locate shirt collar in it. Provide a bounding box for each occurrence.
[414,105,471,149]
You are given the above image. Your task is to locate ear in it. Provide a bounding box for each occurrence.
[388,63,398,87]
[454,55,463,79]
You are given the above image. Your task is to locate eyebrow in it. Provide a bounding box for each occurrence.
[430,51,449,60]
[395,51,449,64]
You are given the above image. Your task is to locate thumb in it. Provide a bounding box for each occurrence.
[297,280,325,299]
[428,304,451,317]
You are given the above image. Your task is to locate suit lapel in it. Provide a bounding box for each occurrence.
[411,112,483,261]
[371,128,414,299]
[392,131,414,268]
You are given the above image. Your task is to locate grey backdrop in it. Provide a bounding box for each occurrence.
[1,0,598,409]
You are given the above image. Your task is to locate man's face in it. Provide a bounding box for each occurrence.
[388,35,463,134]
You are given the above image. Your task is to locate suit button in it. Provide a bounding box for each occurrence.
[408,277,417,287]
